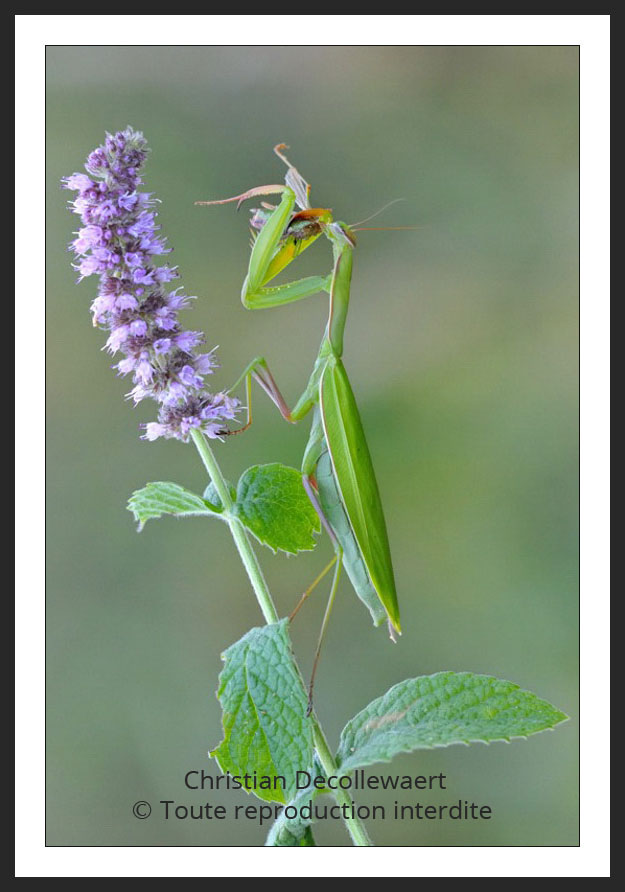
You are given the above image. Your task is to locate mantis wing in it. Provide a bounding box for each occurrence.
[319,359,401,634]
[316,445,387,628]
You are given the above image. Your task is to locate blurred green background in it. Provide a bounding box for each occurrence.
[46,46,578,847]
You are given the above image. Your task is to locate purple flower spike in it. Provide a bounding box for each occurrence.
[64,127,240,442]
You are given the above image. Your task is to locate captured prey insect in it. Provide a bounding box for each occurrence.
[197,145,402,692]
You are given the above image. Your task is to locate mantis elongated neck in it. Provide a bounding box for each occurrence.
[326,241,353,360]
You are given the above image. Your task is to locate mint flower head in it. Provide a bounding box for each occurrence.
[63,126,240,441]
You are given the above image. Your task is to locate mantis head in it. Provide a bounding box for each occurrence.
[325,221,357,248]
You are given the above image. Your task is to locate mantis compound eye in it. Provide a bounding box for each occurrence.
[328,221,357,247]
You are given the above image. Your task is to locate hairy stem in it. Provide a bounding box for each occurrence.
[190,429,373,847]
[191,428,278,625]
[309,717,373,846]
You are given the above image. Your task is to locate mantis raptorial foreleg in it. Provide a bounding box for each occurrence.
[199,186,331,309]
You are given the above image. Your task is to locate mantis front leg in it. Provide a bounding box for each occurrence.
[198,180,332,309]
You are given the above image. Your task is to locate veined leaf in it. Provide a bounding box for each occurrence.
[203,480,237,513]
[234,463,320,555]
[264,770,322,846]
[337,671,568,773]
[127,481,220,530]
[211,620,313,804]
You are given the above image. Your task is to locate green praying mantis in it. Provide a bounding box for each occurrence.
[198,145,402,696]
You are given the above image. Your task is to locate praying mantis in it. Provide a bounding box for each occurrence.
[198,145,401,677]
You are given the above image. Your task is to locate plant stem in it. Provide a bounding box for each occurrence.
[190,429,278,625]
[190,429,373,847]
[310,716,374,846]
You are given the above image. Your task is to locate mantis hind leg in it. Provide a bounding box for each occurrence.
[307,548,342,716]
[300,469,346,714]
[289,554,338,622]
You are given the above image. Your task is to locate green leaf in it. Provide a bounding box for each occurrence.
[233,463,320,554]
[265,772,319,846]
[127,481,221,530]
[211,620,313,804]
[336,671,569,773]
[202,480,236,513]
[264,760,324,847]
[267,818,317,847]
[297,828,317,846]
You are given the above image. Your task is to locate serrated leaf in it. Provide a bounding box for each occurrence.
[264,790,317,846]
[211,620,313,804]
[127,481,221,530]
[202,480,236,513]
[233,463,320,554]
[336,671,568,773]
[264,760,324,847]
